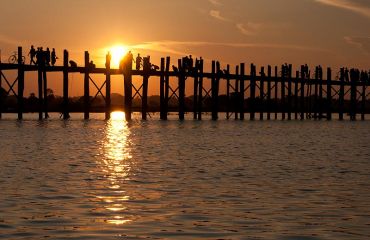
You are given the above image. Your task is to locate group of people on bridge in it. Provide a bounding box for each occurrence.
[28,45,57,66]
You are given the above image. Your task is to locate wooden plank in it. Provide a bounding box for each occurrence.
[160,58,165,120]
[274,66,278,120]
[235,65,239,120]
[105,52,111,120]
[226,64,230,120]
[17,47,24,120]
[281,65,286,120]
[43,70,48,119]
[178,59,185,120]
[326,68,332,120]
[164,57,170,120]
[260,66,265,120]
[142,57,150,120]
[267,66,272,120]
[193,59,199,120]
[294,71,299,120]
[240,63,245,120]
[63,50,70,119]
[84,51,90,120]
[197,59,203,120]
[287,65,292,120]
[38,66,43,120]
[250,64,256,120]
[211,61,219,120]
[339,68,345,120]
[123,55,133,121]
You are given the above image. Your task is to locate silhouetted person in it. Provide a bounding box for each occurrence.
[36,47,44,66]
[106,51,111,68]
[45,47,51,66]
[51,48,57,66]
[69,60,77,68]
[172,65,178,73]
[28,45,36,65]
[89,60,96,69]
[188,55,194,71]
[136,53,142,70]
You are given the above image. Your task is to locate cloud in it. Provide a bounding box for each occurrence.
[236,22,262,36]
[344,36,370,53]
[314,0,370,18]
[0,35,21,46]
[208,0,222,6]
[209,10,229,21]
[133,40,331,56]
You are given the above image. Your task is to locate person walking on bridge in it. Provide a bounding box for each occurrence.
[28,45,36,65]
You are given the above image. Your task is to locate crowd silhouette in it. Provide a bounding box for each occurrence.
[29,45,58,66]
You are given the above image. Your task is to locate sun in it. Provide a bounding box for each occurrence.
[110,111,126,121]
[109,45,129,68]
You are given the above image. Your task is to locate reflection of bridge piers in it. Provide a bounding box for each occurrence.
[0,46,369,121]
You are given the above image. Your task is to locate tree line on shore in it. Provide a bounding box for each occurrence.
[0,87,369,114]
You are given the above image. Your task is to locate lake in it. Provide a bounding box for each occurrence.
[0,113,369,239]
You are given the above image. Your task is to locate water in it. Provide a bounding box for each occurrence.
[0,113,370,239]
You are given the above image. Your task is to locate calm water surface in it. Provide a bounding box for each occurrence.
[0,113,369,239]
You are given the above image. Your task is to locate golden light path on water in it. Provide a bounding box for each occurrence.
[98,111,133,225]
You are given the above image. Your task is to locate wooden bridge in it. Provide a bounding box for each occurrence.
[0,47,369,121]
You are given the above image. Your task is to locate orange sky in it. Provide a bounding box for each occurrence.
[0,0,369,96]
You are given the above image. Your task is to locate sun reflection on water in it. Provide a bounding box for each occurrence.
[97,111,133,225]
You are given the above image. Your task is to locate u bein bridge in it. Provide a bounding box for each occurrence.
[0,47,369,121]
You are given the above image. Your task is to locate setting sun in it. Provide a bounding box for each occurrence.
[110,111,126,121]
[109,45,129,68]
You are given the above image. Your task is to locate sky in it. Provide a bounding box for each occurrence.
[0,0,369,95]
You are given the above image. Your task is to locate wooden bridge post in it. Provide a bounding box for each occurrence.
[164,57,170,120]
[211,61,219,120]
[274,66,278,120]
[235,65,239,120]
[287,64,292,120]
[43,69,48,119]
[37,62,43,120]
[300,66,305,120]
[313,67,319,119]
[160,58,166,120]
[240,63,245,120]
[350,69,358,121]
[281,65,286,120]
[123,55,133,121]
[250,64,256,120]
[294,71,299,120]
[226,64,230,120]
[17,47,24,120]
[84,51,90,120]
[260,67,265,120]
[339,68,345,120]
[193,60,199,120]
[63,50,70,119]
[326,68,332,120]
[142,57,150,120]
[105,52,111,120]
[267,66,272,120]
[197,59,203,120]
[318,67,323,119]
[178,59,185,120]
[361,72,367,120]
[0,66,2,119]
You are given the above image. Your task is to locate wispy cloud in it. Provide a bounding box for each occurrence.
[314,0,370,18]
[208,0,223,6]
[209,10,229,22]
[0,34,21,46]
[132,40,331,56]
[344,36,370,54]
[236,22,262,36]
